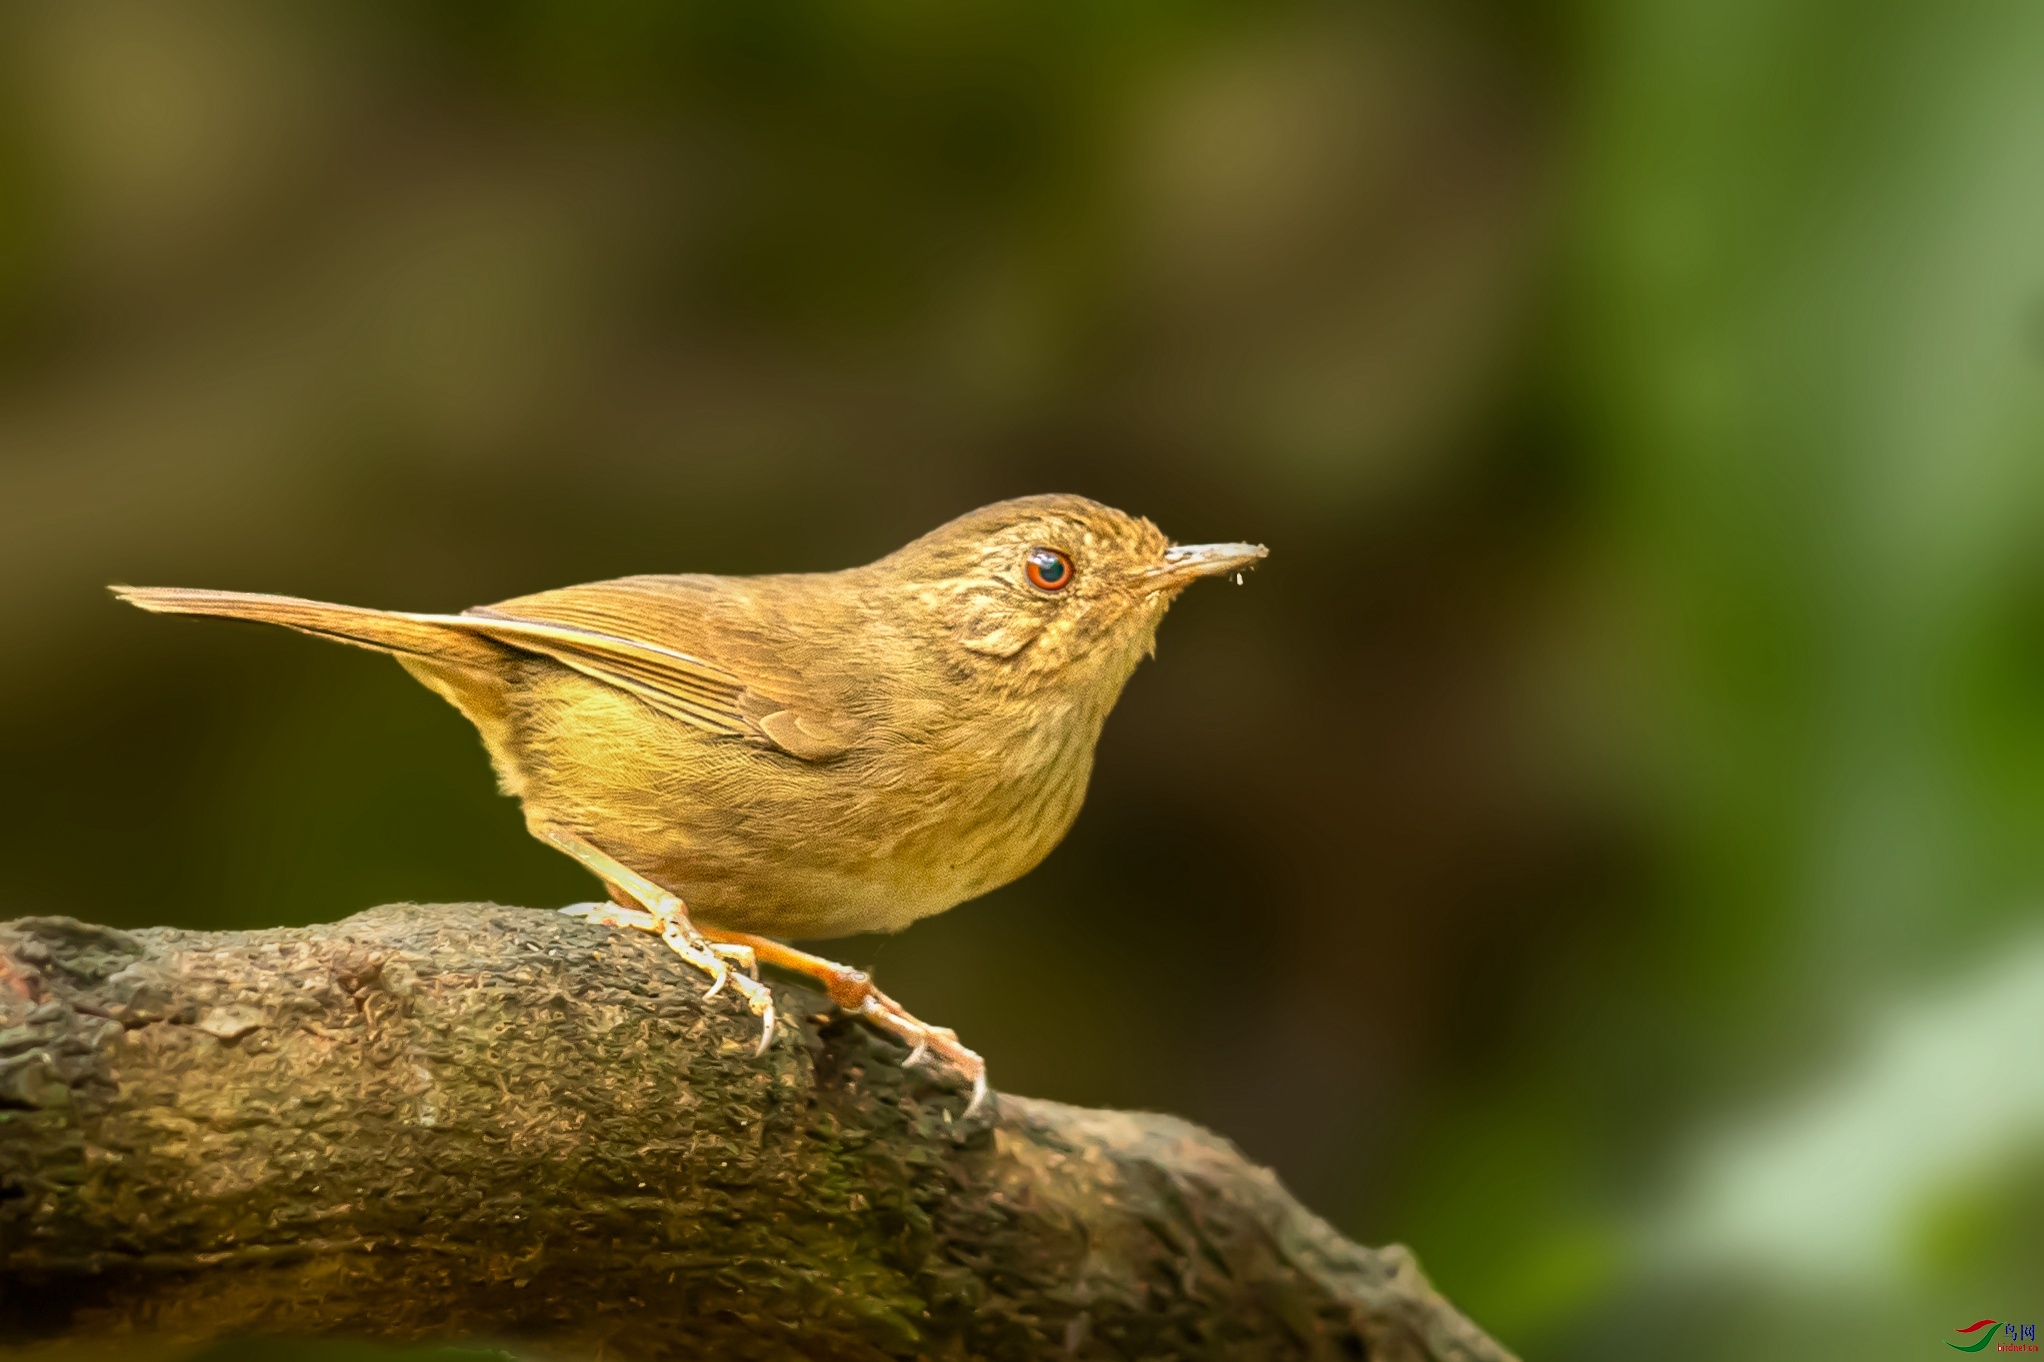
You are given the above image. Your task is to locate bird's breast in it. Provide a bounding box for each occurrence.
[875,695,1100,909]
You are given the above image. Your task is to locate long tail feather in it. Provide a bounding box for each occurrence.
[110,586,509,668]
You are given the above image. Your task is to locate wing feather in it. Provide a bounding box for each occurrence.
[422,589,852,760]
[388,611,751,737]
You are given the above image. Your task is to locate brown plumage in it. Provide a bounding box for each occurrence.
[114,493,1266,1103]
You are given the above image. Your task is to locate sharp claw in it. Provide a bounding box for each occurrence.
[559,902,599,918]
[755,1000,776,1056]
[903,1037,931,1069]
[702,961,728,1000]
[963,1071,990,1119]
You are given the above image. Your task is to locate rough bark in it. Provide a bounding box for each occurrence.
[0,904,1513,1362]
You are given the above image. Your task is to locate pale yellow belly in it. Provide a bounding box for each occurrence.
[488,668,1095,941]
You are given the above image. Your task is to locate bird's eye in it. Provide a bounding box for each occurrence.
[1024,547,1073,592]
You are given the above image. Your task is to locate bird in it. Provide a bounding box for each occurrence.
[113,494,1267,1111]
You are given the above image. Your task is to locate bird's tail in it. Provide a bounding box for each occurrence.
[110,586,509,668]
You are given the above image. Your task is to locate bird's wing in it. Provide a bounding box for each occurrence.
[437,576,855,761]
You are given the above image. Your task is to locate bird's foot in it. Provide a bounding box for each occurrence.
[547,835,774,1055]
[561,900,654,930]
[699,930,989,1117]
[653,921,774,1052]
[563,901,759,977]
[854,992,989,1118]
[559,900,774,1053]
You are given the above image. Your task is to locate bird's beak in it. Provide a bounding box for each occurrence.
[1147,541,1269,587]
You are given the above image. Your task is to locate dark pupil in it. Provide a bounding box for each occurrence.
[1033,552,1066,583]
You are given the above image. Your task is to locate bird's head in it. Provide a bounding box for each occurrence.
[879,493,1267,701]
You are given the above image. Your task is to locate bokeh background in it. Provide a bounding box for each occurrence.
[3,1,2041,1359]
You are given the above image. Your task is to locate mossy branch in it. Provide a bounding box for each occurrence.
[0,904,1513,1362]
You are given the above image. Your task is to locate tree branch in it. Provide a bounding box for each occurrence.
[0,904,1513,1362]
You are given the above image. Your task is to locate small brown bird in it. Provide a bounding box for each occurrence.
[115,494,1265,1109]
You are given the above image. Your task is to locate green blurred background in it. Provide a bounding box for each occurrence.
[2,1,2040,1358]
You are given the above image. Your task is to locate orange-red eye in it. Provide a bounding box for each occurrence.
[1025,547,1073,592]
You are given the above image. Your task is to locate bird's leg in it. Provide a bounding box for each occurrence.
[544,828,774,1054]
[697,928,988,1116]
